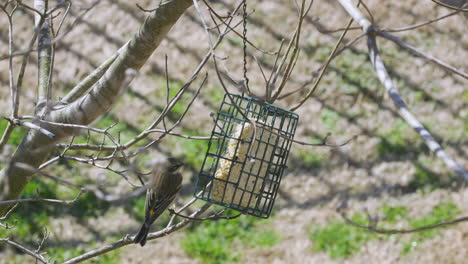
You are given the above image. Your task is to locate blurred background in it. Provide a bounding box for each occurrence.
[0,0,467,263]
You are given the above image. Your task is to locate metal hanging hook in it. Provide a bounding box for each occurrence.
[242,0,250,95]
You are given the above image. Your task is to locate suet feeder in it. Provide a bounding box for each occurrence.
[194,94,299,218]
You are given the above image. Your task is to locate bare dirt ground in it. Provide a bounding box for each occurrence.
[0,0,467,263]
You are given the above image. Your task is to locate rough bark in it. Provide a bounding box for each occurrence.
[0,0,193,216]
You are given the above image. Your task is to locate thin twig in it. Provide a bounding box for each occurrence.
[0,188,85,206]
[270,0,309,103]
[0,203,18,229]
[35,228,49,256]
[62,203,212,264]
[55,131,215,151]
[0,203,18,221]
[290,4,357,111]
[49,0,102,45]
[336,0,468,179]
[430,0,468,11]
[206,0,260,159]
[381,9,460,32]
[291,133,357,147]
[203,0,277,55]
[5,118,55,138]
[0,238,50,264]
[377,31,467,79]
[0,3,18,153]
[340,211,468,235]
[168,208,242,221]
[46,1,245,163]
[367,34,468,179]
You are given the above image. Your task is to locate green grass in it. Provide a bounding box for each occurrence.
[0,119,27,146]
[169,128,209,168]
[64,115,141,149]
[296,149,324,169]
[402,202,461,254]
[181,209,281,264]
[327,49,382,97]
[205,87,225,105]
[0,177,112,237]
[227,37,242,46]
[407,165,448,191]
[320,108,340,131]
[309,202,461,259]
[380,204,408,224]
[152,76,190,117]
[310,213,375,258]
[313,44,334,62]
[123,192,174,231]
[93,116,139,145]
[0,176,123,263]
[248,229,281,248]
[412,91,432,104]
[377,119,417,157]
[126,194,146,221]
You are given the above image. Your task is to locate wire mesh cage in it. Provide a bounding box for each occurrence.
[194,94,299,218]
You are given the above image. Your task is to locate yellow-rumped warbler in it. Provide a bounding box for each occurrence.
[134,157,183,247]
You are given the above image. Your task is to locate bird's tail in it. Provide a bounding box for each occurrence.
[134,223,150,247]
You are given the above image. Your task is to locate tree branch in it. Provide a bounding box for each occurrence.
[0,0,194,216]
[0,187,85,206]
[377,31,467,79]
[62,202,212,264]
[35,0,53,104]
[0,238,50,264]
[340,211,468,235]
[337,0,468,180]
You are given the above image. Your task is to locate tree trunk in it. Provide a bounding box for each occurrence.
[0,0,193,216]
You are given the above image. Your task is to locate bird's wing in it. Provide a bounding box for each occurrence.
[144,187,180,225]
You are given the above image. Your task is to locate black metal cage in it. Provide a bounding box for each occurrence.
[194,94,299,218]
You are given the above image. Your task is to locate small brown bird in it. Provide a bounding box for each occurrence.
[134,157,183,247]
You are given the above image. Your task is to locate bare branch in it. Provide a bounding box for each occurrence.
[430,0,468,11]
[340,211,468,235]
[51,2,244,159]
[35,228,49,255]
[290,4,357,110]
[61,50,121,103]
[4,118,55,138]
[53,0,72,35]
[335,0,467,179]
[62,203,212,264]
[169,208,241,221]
[55,130,213,151]
[0,123,15,154]
[291,133,357,147]
[48,0,102,45]
[136,2,160,13]
[0,187,85,206]
[0,238,50,264]
[36,0,53,104]
[382,9,461,32]
[0,2,18,153]
[0,203,18,230]
[203,0,277,54]
[377,31,467,79]
[0,203,18,221]
[277,32,366,101]
[367,35,467,179]
[19,161,146,202]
